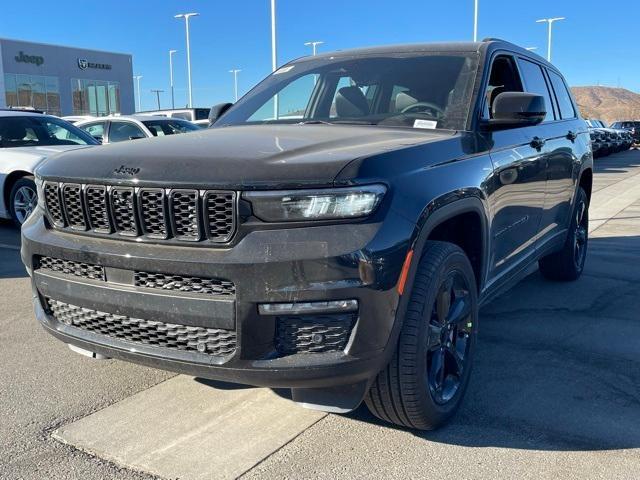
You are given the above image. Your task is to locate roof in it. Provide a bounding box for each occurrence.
[0,37,131,57]
[291,38,554,69]
[0,110,46,118]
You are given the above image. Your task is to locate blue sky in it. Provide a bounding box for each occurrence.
[0,0,636,110]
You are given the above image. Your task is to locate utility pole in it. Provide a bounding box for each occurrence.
[229,69,241,102]
[150,89,164,110]
[536,17,565,62]
[169,50,177,109]
[175,12,199,107]
[473,0,478,42]
[133,75,143,112]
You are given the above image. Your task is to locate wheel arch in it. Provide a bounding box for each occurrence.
[3,170,34,212]
[578,167,593,204]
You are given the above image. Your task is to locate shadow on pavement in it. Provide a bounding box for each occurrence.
[594,149,640,174]
[344,235,640,451]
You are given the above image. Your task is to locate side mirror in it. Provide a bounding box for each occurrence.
[483,92,546,129]
[208,102,233,126]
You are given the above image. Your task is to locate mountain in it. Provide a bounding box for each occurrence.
[571,86,640,124]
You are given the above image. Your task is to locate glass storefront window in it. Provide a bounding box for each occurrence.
[71,78,120,116]
[4,73,62,116]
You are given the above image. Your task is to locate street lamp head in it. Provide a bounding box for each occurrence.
[229,69,241,74]
[169,49,177,55]
[175,12,199,19]
[536,17,565,24]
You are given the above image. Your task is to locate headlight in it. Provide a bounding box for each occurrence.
[244,184,386,222]
[35,174,46,211]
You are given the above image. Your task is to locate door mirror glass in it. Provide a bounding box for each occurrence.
[484,92,546,129]
[208,102,233,125]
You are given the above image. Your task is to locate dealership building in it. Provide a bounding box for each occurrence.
[0,38,134,117]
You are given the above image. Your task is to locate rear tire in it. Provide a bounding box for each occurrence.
[9,176,37,227]
[365,241,478,430]
[539,187,589,281]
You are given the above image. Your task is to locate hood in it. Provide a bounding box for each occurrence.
[36,124,454,189]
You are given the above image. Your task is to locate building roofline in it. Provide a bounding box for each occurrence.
[0,37,132,57]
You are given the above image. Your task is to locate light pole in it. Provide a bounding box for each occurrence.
[229,69,241,102]
[174,12,199,108]
[536,17,565,62]
[134,75,143,112]
[169,49,177,109]
[150,89,164,110]
[473,0,478,42]
[304,41,324,56]
[270,0,278,118]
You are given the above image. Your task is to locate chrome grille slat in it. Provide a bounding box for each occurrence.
[62,183,87,230]
[43,182,65,227]
[41,182,236,244]
[110,187,138,235]
[85,185,111,233]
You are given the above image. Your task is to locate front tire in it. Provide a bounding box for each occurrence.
[365,241,478,430]
[539,187,589,281]
[9,176,37,227]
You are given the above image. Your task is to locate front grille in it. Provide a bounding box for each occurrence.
[275,313,357,355]
[43,181,237,244]
[47,298,237,357]
[35,256,235,297]
[38,257,105,280]
[134,271,236,296]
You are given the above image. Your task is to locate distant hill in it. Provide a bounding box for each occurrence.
[571,86,640,125]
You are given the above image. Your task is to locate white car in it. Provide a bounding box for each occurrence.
[0,111,98,225]
[61,115,96,124]
[75,115,200,144]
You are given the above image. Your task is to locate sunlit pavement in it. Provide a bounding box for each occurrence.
[1,150,640,479]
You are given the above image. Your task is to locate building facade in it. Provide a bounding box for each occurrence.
[0,38,134,117]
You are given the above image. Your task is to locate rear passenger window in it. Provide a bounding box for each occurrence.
[547,70,575,119]
[517,58,555,122]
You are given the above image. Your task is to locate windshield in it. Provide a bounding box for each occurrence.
[142,119,200,136]
[0,115,97,148]
[217,53,479,131]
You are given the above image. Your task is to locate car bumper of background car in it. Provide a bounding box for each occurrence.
[21,208,415,401]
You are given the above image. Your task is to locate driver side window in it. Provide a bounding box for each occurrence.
[484,55,524,119]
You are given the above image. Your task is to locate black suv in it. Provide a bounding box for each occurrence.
[22,39,592,430]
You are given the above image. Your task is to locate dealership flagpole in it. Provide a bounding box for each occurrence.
[175,13,199,108]
[169,50,177,109]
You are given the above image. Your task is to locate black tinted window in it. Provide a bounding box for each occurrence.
[517,58,555,122]
[109,121,145,142]
[0,115,97,148]
[548,70,575,119]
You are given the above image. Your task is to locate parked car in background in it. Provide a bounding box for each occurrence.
[0,111,98,225]
[75,115,200,144]
[24,39,593,431]
[61,115,95,124]
[610,121,640,145]
[136,108,210,123]
[586,119,610,157]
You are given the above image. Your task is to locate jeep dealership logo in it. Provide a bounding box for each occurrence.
[77,58,112,70]
[15,51,44,66]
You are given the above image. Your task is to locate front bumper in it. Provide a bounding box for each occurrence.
[22,208,414,389]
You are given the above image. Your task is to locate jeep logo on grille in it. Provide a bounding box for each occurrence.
[113,165,140,176]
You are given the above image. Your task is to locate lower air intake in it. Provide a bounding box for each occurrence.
[275,313,357,355]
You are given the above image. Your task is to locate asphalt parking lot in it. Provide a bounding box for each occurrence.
[2,150,640,480]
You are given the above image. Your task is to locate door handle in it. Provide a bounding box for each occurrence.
[567,131,578,142]
[530,136,546,150]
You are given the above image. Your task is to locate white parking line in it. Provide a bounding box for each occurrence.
[0,242,20,251]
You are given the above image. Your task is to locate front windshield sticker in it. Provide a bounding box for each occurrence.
[413,119,437,129]
[274,65,294,75]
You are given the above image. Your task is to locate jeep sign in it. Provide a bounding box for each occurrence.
[14,51,44,66]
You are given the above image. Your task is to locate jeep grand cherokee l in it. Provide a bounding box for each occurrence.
[22,39,592,430]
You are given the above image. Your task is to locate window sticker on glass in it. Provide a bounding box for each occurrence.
[274,65,295,75]
[414,119,437,129]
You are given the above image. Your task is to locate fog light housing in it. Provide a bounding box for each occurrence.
[258,299,358,316]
